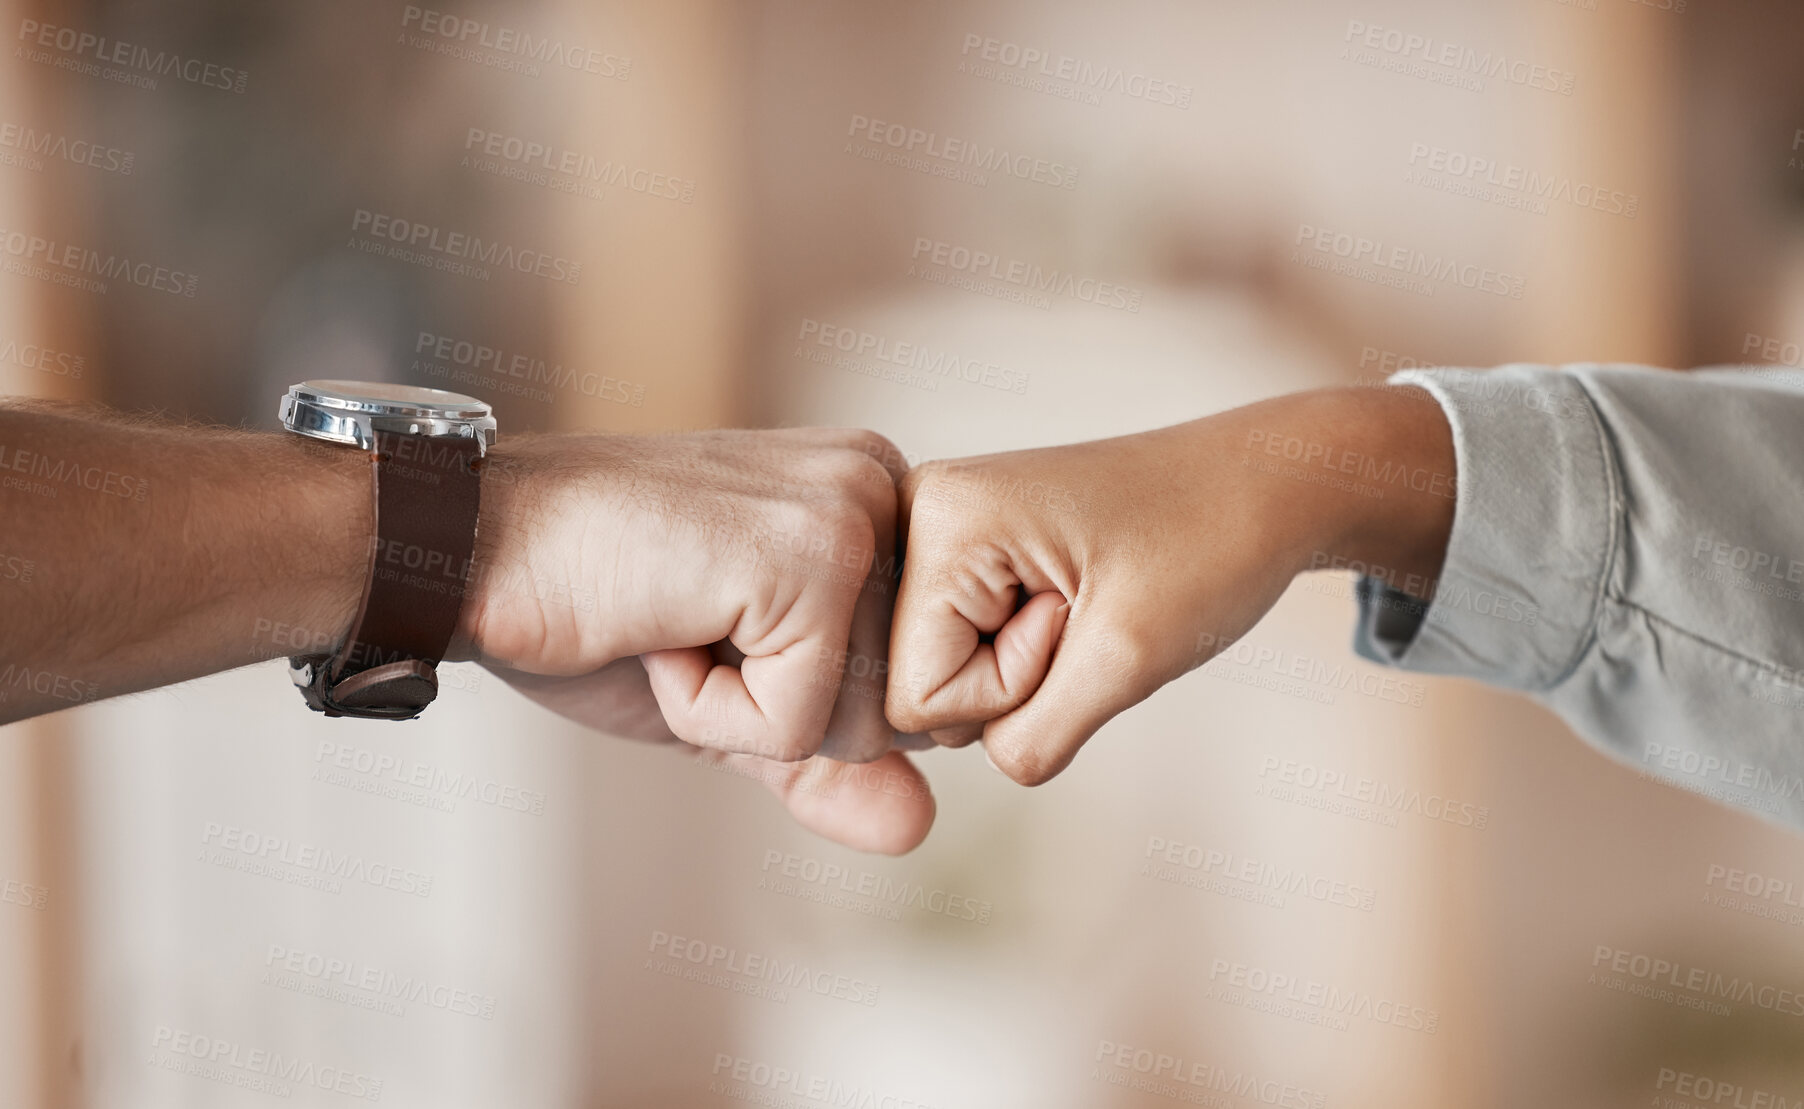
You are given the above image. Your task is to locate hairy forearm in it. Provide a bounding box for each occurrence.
[0,400,371,722]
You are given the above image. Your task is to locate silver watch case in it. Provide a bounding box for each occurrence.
[278,380,496,454]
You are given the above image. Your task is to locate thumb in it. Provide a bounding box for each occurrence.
[977,617,1159,786]
[696,749,936,855]
[887,589,1069,735]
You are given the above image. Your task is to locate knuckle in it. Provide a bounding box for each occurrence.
[885,696,931,735]
[845,429,907,481]
[814,442,891,494]
[930,724,984,750]
[899,460,962,524]
[898,458,946,501]
[818,498,877,555]
[884,667,945,730]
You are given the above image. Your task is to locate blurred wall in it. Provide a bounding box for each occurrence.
[3,2,1804,1108]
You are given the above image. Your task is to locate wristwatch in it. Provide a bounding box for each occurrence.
[278,380,497,720]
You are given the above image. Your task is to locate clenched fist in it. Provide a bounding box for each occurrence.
[885,387,1455,786]
[462,427,933,853]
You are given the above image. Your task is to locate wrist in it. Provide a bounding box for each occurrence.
[450,434,628,667]
[1285,385,1456,595]
[449,440,530,662]
[212,432,371,665]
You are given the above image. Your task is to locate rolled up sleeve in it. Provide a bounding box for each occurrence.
[1351,364,1804,830]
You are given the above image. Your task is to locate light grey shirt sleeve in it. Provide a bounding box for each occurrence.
[1351,364,1804,829]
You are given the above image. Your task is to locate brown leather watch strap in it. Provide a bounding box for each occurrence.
[293,430,483,719]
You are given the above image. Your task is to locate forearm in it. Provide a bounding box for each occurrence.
[1297,384,1456,594]
[1219,384,1457,598]
[0,400,370,722]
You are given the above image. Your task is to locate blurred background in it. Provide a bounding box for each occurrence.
[3,0,1804,1105]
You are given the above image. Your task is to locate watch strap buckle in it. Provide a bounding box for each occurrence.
[290,654,439,720]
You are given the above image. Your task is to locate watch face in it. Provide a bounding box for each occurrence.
[293,379,490,419]
[280,379,497,449]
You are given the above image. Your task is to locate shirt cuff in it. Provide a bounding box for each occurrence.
[1350,366,1619,692]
